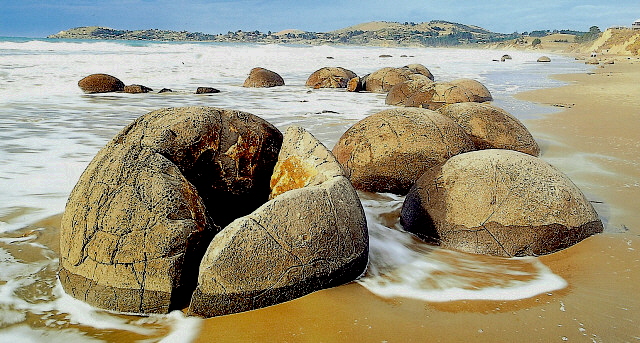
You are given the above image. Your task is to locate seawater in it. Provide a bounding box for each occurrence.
[0,37,588,341]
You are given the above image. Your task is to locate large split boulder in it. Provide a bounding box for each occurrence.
[59,106,282,314]
[188,126,368,317]
[400,149,604,257]
[78,73,125,93]
[305,67,357,89]
[364,65,434,93]
[386,78,492,110]
[438,102,540,156]
[332,108,475,195]
[243,67,285,88]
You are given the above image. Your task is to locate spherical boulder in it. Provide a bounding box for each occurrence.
[59,106,283,314]
[305,67,357,89]
[438,102,540,156]
[364,65,434,93]
[242,67,285,88]
[332,108,475,195]
[78,73,124,93]
[188,126,368,317]
[386,78,492,110]
[400,149,604,257]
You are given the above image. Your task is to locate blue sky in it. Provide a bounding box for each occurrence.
[1,0,639,37]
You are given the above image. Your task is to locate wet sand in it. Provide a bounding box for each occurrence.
[190,58,640,342]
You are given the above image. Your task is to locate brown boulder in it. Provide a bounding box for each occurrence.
[332,108,475,195]
[242,67,285,88]
[364,65,434,93]
[438,102,540,156]
[59,106,282,314]
[537,56,552,62]
[305,67,357,89]
[387,78,492,110]
[78,73,124,93]
[346,76,363,92]
[400,149,604,257]
[196,87,220,94]
[123,84,153,93]
[188,126,368,317]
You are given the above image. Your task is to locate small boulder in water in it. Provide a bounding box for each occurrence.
[537,56,551,63]
[196,87,220,94]
[242,67,285,88]
[78,73,124,93]
[305,67,357,89]
[124,84,153,93]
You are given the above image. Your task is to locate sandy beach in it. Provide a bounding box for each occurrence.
[187,58,640,342]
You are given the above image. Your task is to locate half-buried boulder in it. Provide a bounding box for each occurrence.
[332,108,475,195]
[243,67,285,88]
[364,65,434,93]
[438,102,540,156]
[78,73,125,93]
[305,67,357,89]
[400,149,604,257]
[188,126,368,317]
[386,78,492,110]
[59,106,282,314]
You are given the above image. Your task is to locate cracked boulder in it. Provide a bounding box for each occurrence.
[364,65,434,93]
[78,73,125,93]
[188,126,368,317]
[305,67,357,88]
[386,78,492,110]
[438,102,540,156]
[243,67,285,88]
[400,149,604,257]
[332,108,475,195]
[59,106,282,314]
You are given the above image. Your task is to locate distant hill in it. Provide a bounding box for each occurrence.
[48,21,520,47]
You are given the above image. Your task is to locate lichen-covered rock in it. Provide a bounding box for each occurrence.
[364,65,434,93]
[59,106,282,314]
[78,73,124,93]
[123,84,153,93]
[386,78,492,110]
[332,108,475,195]
[400,149,604,257]
[243,67,285,88]
[438,102,540,156]
[305,67,357,88]
[188,126,368,317]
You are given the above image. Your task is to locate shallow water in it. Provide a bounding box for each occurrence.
[0,38,607,341]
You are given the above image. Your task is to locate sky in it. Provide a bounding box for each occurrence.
[1,0,639,38]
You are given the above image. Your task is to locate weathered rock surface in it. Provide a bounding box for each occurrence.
[346,76,363,92]
[78,73,125,93]
[438,102,540,156]
[305,67,357,88]
[364,65,434,93]
[196,87,220,94]
[332,108,475,195]
[188,126,368,317]
[242,67,285,88]
[400,149,604,257]
[59,106,282,314]
[123,84,153,93]
[386,78,492,110]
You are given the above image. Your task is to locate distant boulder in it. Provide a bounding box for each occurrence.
[189,126,368,317]
[585,58,600,65]
[78,73,124,93]
[123,84,153,93]
[196,87,220,94]
[537,56,551,62]
[438,102,540,156]
[501,54,512,62]
[242,67,285,88]
[332,108,475,195]
[401,149,604,257]
[305,67,357,89]
[346,76,363,92]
